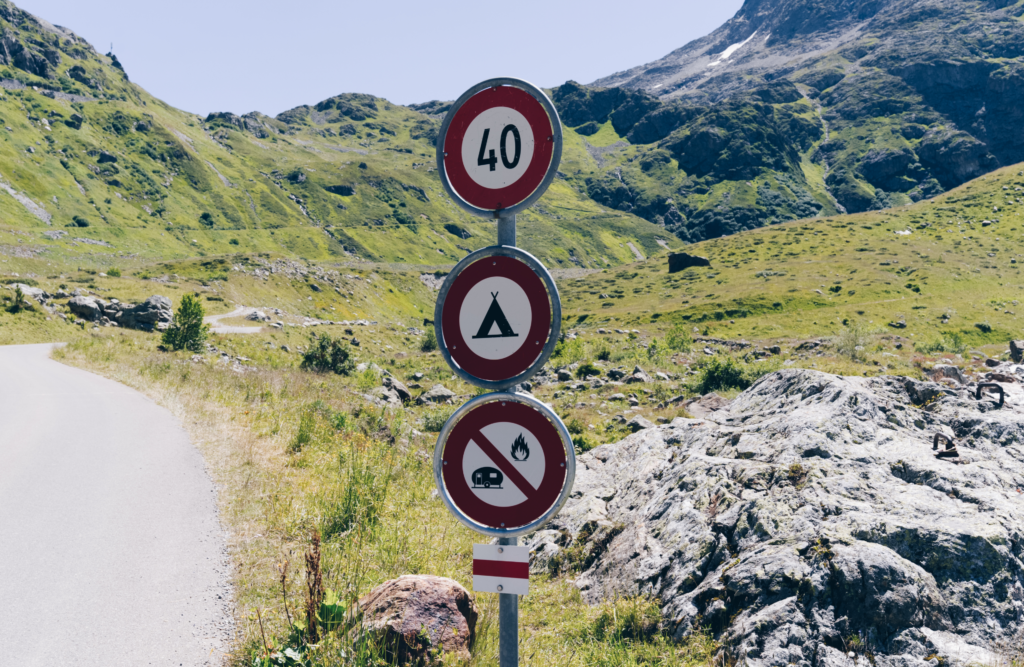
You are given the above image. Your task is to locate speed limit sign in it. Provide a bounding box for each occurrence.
[437,78,562,216]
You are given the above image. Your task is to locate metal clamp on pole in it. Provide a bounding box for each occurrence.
[975,383,1005,408]
[498,213,516,248]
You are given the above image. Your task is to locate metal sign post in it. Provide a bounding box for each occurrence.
[498,536,518,666]
[432,77,566,667]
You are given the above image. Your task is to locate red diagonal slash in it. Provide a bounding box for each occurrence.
[471,429,538,502]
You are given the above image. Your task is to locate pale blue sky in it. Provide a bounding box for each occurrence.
[15,0,743,117]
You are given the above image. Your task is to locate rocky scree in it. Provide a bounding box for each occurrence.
[525,366,1024,666]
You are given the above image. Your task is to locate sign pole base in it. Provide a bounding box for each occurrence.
[498,535,519,667]
[498,214,516,247]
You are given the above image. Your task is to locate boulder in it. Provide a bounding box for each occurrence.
[624,365,652,384]
[1011,340,1024,363]
[68,295,104,320]
[117,296,173,331]
[925,363,966,385]
[358,575,478,665]
[8,283,47,303]
[626,415,654,432]
[416,384,456,405]
[525,368,1024,666]
[69,295,172,331]
[682,392,733,418]
[667,252,711,273]
[383,376,412,402]
[607,369,627,381]
[369,386,401,406]
[247,310,271,322]
[557,369,573,382]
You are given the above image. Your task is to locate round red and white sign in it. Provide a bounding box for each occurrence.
[434,393,575,535]
[435,247,559,387]
[437,78,562,215]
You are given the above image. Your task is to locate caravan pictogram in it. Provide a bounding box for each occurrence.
[435,246,559,388]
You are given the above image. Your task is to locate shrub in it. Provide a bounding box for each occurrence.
[553,336,585,365]
[917,332,967,355]
[420,328,437,352]
[8,285,25,313]
[665,324,693,352]
[688,355,781,395]
[975,322,992,334]
[566,417,585,434]
[422,405,455,432]
[199,212,214,227]
[594,344,612,362]
[161,293,209,352]
[834,323,870,361]
[72,215,89,227]
[107,267,121,277]
[301,333,355,375]
[576,362,600,379]
[229,238,239,246]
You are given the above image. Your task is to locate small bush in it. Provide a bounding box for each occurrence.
[301,333,355,375]
[228,238,239,245]
[917,332,967,355]
[161,293,209,353]
[420,328,437,352]
[834,323,871,361]
[572,434,596,452]
[576,362,600,379]
[422,405,455,432]
[72,215,89,228]
[8,285,25,313]
[566,417,585,434]
[665,324,693,352]
[553,336,586,365]
[355,367,381,391]
[975,322,993,334]
[594,344,612,362]
[106,267,121,277]
[199,212,214,227]
[688,355,781,395]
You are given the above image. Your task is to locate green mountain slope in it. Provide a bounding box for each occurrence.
[559,161,1024,349]
[547,0,1024,245]
[0,0,680,270]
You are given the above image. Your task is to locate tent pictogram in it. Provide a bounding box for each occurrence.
[473,293,518,339]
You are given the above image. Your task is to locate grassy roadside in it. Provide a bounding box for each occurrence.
[54,329,719,666]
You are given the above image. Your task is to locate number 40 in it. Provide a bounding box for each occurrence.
[477,125,521,172]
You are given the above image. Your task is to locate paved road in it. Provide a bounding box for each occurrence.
[204,307,263,335]
[0,344,233,666]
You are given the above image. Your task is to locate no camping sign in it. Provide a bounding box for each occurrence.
[434,246,560,390]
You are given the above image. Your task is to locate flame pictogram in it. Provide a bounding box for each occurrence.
[510,433,530,461]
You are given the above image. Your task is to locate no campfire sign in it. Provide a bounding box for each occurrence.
[435,246,560,389]
[436,78,562,217]
[433,392,575,537]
